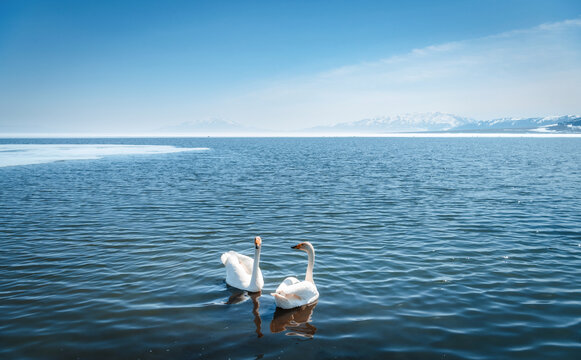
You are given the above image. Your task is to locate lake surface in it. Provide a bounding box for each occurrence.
[1,137,580,359]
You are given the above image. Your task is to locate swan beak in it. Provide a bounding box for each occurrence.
[291,244,300,249]
[254,236,262,249]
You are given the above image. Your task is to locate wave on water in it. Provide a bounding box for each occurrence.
[0,144,209,167]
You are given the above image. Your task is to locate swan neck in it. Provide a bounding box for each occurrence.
[305,245,315,283]
[250,246,261,286]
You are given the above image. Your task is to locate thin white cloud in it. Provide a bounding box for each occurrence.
[212,18,581,131]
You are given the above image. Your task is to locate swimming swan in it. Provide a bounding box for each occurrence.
[221,236,264,292]
[271,242,319,309]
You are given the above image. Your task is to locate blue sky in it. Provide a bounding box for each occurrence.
[1,0,580,134]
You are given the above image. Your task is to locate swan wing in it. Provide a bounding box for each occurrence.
[275,276,300,293]
[271,279,319,309]
[221,251,253,274]
[280,280,319,302]
[221,251,251,289]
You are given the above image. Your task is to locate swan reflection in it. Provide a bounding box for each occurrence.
[270,302,317,338]
[225,289,263,338]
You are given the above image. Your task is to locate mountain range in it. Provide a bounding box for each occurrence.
[451,115,581,133]
[307,113,581,133]
[307,112,470,133]
[157,113,581,134]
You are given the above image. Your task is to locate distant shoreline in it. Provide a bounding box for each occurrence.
[2,132,581,139]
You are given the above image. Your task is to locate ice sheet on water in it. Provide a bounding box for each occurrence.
[0,144,209,167]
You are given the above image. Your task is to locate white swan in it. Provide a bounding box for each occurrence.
[271,241,319,309]
[221,236,264,292]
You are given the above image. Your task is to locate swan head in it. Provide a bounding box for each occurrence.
[254,236,262,249]
[291,241,312,252]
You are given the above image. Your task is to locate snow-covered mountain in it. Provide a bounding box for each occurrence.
[305,113,581,134]
[156,114,581,135]
[540,117,581,132]
[307,112,473,133]
[451,115,581,131]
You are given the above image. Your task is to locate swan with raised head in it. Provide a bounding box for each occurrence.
[221,236,264,292]
[271,241,319,309]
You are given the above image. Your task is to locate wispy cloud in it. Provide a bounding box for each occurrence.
[212,18,581,131]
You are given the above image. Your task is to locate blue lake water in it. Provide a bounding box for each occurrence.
[1,137,580,359]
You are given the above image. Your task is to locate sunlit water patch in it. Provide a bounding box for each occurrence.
[0,137,580,359]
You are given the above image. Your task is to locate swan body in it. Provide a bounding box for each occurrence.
[271,242,319,309]
[221,236,264,292]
